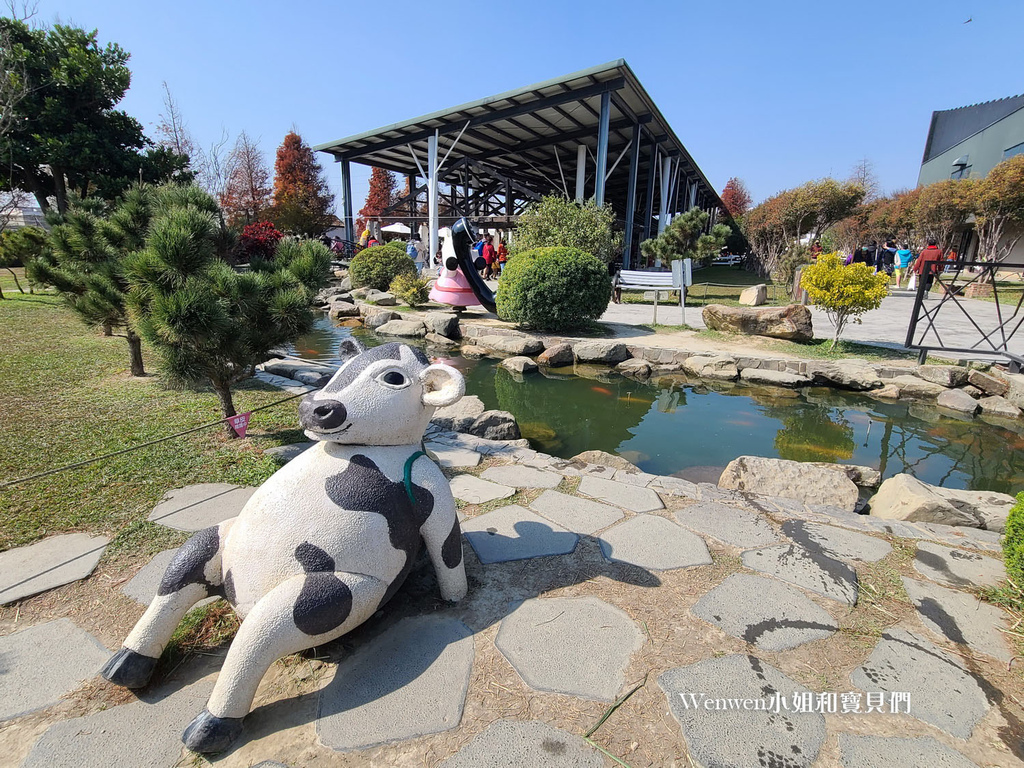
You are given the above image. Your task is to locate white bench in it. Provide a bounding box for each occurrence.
[616,262,692,324]
[712,254,744,267]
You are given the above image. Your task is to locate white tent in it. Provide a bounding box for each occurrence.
[381,222,411,235]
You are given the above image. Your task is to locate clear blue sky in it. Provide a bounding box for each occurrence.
[44,0,1024,212]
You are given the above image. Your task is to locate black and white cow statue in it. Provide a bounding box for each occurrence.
[101,340,469,754]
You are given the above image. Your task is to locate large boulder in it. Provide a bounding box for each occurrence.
[891,375,947,399]
[738,284,768,306]
[476,334,545,356]
[978,395,1022,419]
[363,309,401,329]
[573,341,630,364]
[869,473,1014,531]
[702,303,813,342]
[537,343,574,367]
[468,410,521,441]
[718,456,860,512]
[936,388,980,415]
[682,355,739,381]
[805,359,882,391]
[916,365,968,388]
[616,358,652,379]
[431,395,485,432]
[339,275,352,291]
[328,300,360,319]
[499,356,538,374]
[424,332,459,347]
[375,319,426,337]
[807,462,881,487]
[968,369,1009,397]
[364,290,397,306]
[422,312,460,339]
[570,450,641,471]
[738,368,812,387]
[1004,372,1024,409]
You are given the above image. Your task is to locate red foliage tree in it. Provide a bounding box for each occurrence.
[238,220,284,262]
[721,177,752,218]
[357,167,397,233]
[270,131,334,238]
[220,131,272,227]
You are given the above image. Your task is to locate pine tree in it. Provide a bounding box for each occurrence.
[125,185,331,433]
[219,131,272,227]
[270,131,335,238]
[640,208,731,266]
[357,167,397,232]
[28,187,156,375]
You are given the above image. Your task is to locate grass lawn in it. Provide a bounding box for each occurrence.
[0,293,305,556]
[621,265,787,308]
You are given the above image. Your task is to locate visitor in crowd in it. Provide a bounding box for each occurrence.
[481,235,496,279]
[893,245,914,288]
[407,234,423,274]
[879,240,897,276]
[810,240,823,258]
[358,227,370,248]
[496,240,508,275]
[913,239,944,295]
[434,248,443,274]
[367,235,380,248]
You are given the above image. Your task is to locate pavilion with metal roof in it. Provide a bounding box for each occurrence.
[315,60,724,268]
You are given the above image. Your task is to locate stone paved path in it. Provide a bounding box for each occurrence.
[1,429,1019,767]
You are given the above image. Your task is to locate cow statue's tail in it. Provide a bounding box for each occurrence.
[450,218,497,314]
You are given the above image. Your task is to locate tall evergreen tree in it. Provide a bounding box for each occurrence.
[125,185,331,432]
[270,131,334,238]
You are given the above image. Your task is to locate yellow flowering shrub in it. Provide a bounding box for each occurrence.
[800,252,889,349]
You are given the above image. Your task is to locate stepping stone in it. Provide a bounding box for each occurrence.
[838,734,979,768]
[148,483,255,531]
[427,444,482,468]
[495,596,644,701]
[742,544,859,605]
[914,523,1002,553]
[528,489,624,534]
[449,474,515,504]
[480,464,561,488]
[461,506,578,564]
[658,655,826,768]
[782,520,892,562]
[121,549,218,608]
[0,533,110,605]
[578,475,664,512]
[0,619,111,721]
[263,440,315,462]
[317,616,474,750]
[442,720,604,767]
[691,573,838,651]
[913,541,1004,589]
[674,501,779,548]
[850,628,989,739]
[901,577,1010,661]
[23,676,215,768]
[598,515,711,570]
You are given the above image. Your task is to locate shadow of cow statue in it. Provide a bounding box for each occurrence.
[102,340,468,754]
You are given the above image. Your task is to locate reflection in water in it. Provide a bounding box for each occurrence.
[288,317,1024,494]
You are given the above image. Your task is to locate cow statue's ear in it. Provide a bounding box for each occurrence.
[337,338,365,363]
[420,364,465,408]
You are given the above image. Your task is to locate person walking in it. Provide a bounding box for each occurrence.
[880,240,897,278]
[894,245,913,288]
[481,235,497,280]
[496,240,508,275]
[913,239,944,296]
[407,234,423,275]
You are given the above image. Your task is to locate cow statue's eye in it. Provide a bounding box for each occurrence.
[378,370,408,388]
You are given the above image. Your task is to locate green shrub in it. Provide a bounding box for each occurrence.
[390,273,430,307]
[496,246,611,331]
[512,196,621,263]
[350,244,415,291]
[1004,492,1024,587]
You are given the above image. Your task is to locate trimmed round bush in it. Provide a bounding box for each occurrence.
[1003,492,1024,587]
[349,244,415,292]
[389,273,430,307]
[496,246,611,331]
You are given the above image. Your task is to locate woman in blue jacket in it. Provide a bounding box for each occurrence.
[894,245,914,288]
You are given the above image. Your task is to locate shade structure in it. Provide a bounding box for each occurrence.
[381,222,411,234]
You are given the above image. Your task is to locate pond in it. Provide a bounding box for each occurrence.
[289,316,1024,495]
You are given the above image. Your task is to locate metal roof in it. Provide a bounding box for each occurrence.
[315,60,723,218]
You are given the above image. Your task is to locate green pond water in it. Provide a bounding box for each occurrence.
[289,317,1024,495]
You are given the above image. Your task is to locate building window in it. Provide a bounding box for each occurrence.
[1005,142,1024,160]
[951,164,972,179]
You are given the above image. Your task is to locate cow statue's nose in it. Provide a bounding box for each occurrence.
[299,397,347,431]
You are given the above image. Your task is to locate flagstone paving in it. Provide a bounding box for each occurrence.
[598,514,711,570]
[0,533,110,606]
[0,619,111,721]
[442,720,605,767]
[3,429,1017,767]
[121,548,219,608]
[147,483,256,531]
[850,628,990,739]
[495,597,644,701]
[691,573,838,651]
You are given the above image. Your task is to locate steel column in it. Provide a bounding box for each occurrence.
[622,123,642,269]
[642,138,657,244]
[594,91,611,206]
[575,144,586,202]
[427,132,439,263]
[340,158,354,239]
[658,156,672,234]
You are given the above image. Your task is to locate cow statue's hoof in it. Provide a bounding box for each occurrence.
[182,709,244,754]
[100,647,158,689]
